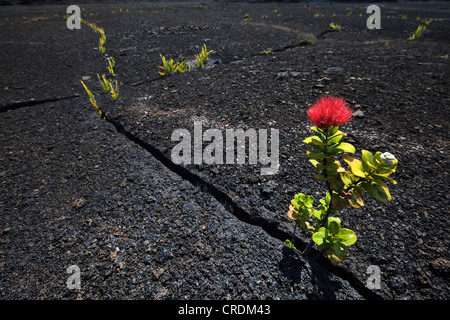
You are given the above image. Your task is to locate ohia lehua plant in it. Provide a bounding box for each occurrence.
[288,97,398,265]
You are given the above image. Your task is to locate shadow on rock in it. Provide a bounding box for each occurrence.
[278,247,358,300]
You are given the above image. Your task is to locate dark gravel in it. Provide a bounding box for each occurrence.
[0,1,449,301]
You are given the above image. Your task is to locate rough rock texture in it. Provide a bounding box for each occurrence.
[0,1,449,300]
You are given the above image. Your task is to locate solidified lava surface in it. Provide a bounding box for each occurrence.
[0,1,449,300]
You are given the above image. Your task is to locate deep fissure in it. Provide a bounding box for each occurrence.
[105,115,384,300]
[0,94,80,113]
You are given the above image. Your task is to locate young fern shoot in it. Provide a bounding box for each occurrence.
[195,44,213,68]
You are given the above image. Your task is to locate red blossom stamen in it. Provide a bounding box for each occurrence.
[307,96,353,129]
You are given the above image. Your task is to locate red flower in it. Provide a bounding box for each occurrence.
[307,96,353,129]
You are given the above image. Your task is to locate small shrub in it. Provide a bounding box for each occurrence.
[329,22,341,31]
[97,73,111,93]
[408,24,426,40]
[298,39,315,46]
[159,54,189,76]
[287,97,398,266]
[195,44,213,68]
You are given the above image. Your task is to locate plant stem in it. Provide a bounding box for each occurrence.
[302,127,335,258]
[301,184,333,258]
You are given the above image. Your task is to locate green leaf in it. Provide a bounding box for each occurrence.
[296,219,309,231]
[326,252,342,266]
[327,217,341,235]
[313,208,325,220]
[304,135,328,146]
[328,133,344,145]
[331,192,348,211]
[329,129,346,138]
[336,228,357,246]
[303,136,326,152]
[307,150,327,160]
[330,174,345,193]
[340,171,353,186]
[327,126,339,136]
[309,159,324,170]
[348,185,365,208]
[328,142,356,155]
[325,161,343,176]
[304,195,314,208]
[361,150,376,172]
[371,173,397,185]
[284,239,296,249]
[376,159,398,175]
[312,228,327,247]
[327,217,341,228]
[298,207,311,220]
[337,142,356,153]
[329,243,347,260]
[311,127,327,142]
[325,192,331,204]
[294,193,314,208]
[313,174,329,182]
[342,155,366,178]
[362,180,392,203]
[373,152,382,166]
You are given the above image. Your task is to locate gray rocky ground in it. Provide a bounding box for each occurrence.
[0,1,449,303]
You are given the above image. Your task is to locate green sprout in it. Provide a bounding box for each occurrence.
[177,59,190,73]
[159,54,189,76]
[81,19,107,55]
[99,37,106,55]
[408,24,426,40]
[298,39,315,46]
[285,239,296,250]
[81,80,105,120]
[195,44,213,68]
[110,80,119,99]
[329,22,341,31]
[80,20,120,116]
[97,73,111,93]
[159,54,179,75]
[107,57,115,75]
[421,18,433,25]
